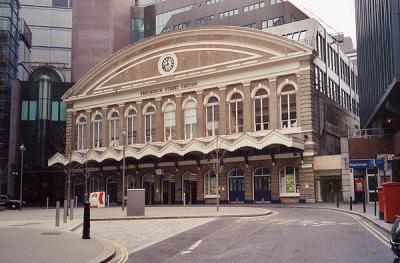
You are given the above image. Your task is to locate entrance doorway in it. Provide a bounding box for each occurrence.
[319,176,342,202]
[253,168,271,202]
[228,169,245,202]
[74,178,85,206]
[106,176,118,205]
[182,172,197,204]
[162,176,175,204]
[142,174,155,205]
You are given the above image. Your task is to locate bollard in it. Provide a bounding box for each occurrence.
[336,194,339,208]
[70,199,74,221]
[46,197,49,209]
[350,196,353,211]
[75,196,78,208]
[107,195,110,207]
[82,202,90,239]
[363,197,366,213]
[63,199,67,223]
[183,193,186,206]
[55,201,60,227]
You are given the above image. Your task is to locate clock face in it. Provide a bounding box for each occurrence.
[161,56,175,72]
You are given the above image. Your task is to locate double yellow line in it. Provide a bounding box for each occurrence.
[109,240,129,263]
[349,214,390,247]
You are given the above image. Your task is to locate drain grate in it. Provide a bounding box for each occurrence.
[41,232,62,236]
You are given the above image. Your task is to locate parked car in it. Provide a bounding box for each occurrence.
[0,195,25,209]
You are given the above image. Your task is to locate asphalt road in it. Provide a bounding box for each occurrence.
[129,207,395,263]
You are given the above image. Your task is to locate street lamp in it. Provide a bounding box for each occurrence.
[19,144,26,211]
[122,131,126,211]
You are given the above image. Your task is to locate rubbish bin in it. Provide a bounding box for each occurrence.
[126,189,145,216]
[382,182,400,223]
[377,186,384,220]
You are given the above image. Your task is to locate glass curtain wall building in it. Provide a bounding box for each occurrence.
[355,0,400,130]
[0,0,19,194]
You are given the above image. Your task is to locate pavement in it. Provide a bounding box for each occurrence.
[0,205,270,263]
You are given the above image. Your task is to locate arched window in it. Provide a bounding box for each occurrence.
[229,92,244,133]
[38,75,51,120]
[279,166,299,194]
[206,96,219,136]
[109,111,119,146]
[77,116,86,150]
[126,108,137,144]
[93,114,102,148]
[164,103,176,141]
[204,170,217,196]
[145,106,156,143]
[184,100,197,139]
[280,85,297,128]
[254,88,269,131]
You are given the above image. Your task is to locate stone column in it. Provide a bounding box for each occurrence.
[218,87,227,135]
[196,169,204,203]
[85,110,92,149]
[174,170,182,203]
[155,98,163,142]
[101,107,108,147]
[175,95,183,140]
[136,101,144,144]
[196,91,205,138]
[244,164,253,203]
[269,79,278,130]
[118,104,125,146]
[242,82,252,133]
[271,163,280,200]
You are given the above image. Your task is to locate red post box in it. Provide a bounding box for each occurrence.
[377,186,384,220]
[382,182,400,223]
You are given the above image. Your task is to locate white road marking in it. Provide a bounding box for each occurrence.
[349,214,389,247]
[189,240,202,250]
[180,240,202,256]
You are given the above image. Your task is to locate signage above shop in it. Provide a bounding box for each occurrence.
[350,159,392,169]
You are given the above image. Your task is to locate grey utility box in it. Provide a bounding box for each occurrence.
[127,189,145,216]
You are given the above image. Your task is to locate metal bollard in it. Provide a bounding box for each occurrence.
[350,196,353,211]
[75,196,78,208]
[63,200,67,223]
[70,199,74,221]
[82,202,90,239]
[55,201,60,227]
[363,197,366,213]
[46,197,49,209]
[337,194,339,208]
[107,195,110,207]
[183,193,186,206]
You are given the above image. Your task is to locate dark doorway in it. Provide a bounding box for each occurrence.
[321,177,342,202]
[144,182,155,205]
[229,177,245,202]
[184,180,197,204]
[74,184,85,205]
[107,182,118,205]
[162,181,175,204]
[254,176,271,201]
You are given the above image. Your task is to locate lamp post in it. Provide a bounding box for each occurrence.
[122,131,126,211]
[19,144,26,211]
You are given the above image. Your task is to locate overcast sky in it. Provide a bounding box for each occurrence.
[289,0,357,43]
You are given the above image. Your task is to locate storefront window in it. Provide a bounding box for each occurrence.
[279,166,299,194]
[204,170,217,196]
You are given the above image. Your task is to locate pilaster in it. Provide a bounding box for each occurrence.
[219,87,227,135]
[101,107,108,147]
[242,82,252,133]
[136,101,144,144]
[269,79,278,130]
[85,110,91,149]
[118,104,125,146]
[155,98,163,142]
[196,91,205,138]
[175,95,183,140]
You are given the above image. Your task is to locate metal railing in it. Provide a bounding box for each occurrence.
[348,128,386,138]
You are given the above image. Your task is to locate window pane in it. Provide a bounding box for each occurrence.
[29,101,37,120]
[51,101,59,121]
[59,102,67,121]
[21,101,28,120]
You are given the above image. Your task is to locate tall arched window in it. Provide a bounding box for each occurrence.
[93,114,102,148]
[126,108,137,144]
[145,106,156,143]
[229,92,244,133]
[204,170,217,196]
[184,100,197,140]
[109,111,119,146]
[164,103,176,141]
[254,88,269,131]
[206,96,219,136]
[279,166,299,194]
[77,116,86,150]
[280,85,297,128]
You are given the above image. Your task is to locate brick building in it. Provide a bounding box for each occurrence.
[49,27,357,205]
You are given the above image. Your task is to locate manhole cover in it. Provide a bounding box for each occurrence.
[41,232,62,236]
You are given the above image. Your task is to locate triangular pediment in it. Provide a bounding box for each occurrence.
[64,26,313,101]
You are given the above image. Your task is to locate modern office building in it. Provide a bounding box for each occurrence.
[355,0,400,130]
[49,26,359,205]
[0,0,20,194]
